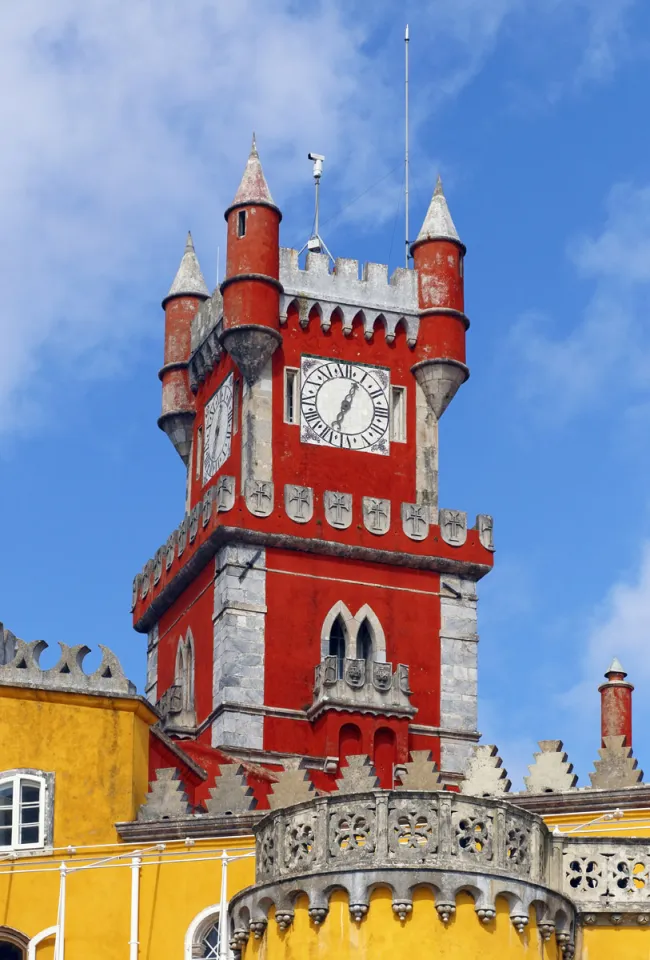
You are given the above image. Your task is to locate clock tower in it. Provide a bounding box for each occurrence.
[133,139,494,793]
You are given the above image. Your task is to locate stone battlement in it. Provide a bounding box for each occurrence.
[280,248,419,344]
[0,624,136,696]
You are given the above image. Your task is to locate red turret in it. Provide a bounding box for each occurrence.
[220,135,283,384]
[410,176,468,419]
[599,658,634,748]
[159,232,209,463]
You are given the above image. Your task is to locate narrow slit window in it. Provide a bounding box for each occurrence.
[284,368,299,425]
[233,380,240,434]
[459,253,464,279]
[237,210,246,238]
[390,385,407,443]
[195,427,203,481]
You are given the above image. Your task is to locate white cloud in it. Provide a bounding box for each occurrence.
[0,0,641,434]
[510,183,650,419]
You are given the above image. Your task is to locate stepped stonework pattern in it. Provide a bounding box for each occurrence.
[524,740,578,794]
[590,735,643,789]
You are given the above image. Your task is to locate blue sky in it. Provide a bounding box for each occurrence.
[2,0,650,788]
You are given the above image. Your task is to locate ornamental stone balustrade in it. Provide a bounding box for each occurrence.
[229,790,577,955]
[309,656,416,720]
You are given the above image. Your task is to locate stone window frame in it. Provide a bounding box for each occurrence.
[184,904,220,959]
[283,367,300,425]
[320,602,387,663]
[389,384,407,443]
[0,926,29,958]
[175,629,196,716]
[0,770,54,855]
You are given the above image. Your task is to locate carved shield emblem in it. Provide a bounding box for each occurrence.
[216,475,235,512]
[401,503,429,541]
[189,504,201,543]
[245,480,274,518]
[476,514,495,551]
[345,659,366,689]
[439,509,467,547]
[324,491,352,530]
[202,488,215,527]
[177,517,188,556]
[131,575,141,611]
[153,548,163,585]
[285,485,314,523]
[373,662,392,692]
[140,560,153,599]
[363,497,391,535]
[165,533,177,571]
[397,664,412,696]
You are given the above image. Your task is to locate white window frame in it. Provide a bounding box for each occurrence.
[284,367,300,425]
[390,384,407,443]
[185,905,220,960]
[0,771,53,852]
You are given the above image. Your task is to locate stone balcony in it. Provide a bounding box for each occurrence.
[308,656,416,720]
[155,683,196,736]
[229,790,577,953]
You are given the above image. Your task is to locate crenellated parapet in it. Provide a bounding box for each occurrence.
[0,625,135,695]
[279,249,420,345]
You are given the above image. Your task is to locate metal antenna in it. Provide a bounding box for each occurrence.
[405,23,410,267]
[298,153,334,265]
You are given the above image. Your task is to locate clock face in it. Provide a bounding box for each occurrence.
[300,356,390,455]
[203,373,234,484]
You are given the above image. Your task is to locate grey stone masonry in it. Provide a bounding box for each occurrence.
[212,543,267,750]
[145,623,159,705]
[241,358,273,489]
[439,577,479,776]
[279,249,420,344]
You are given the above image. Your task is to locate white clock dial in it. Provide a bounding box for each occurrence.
[299,356,390,455]
[203,373,234,484]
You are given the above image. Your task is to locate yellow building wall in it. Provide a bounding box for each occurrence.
[247,890,560,960]
[0,686,155,845]
[543,808,650,840]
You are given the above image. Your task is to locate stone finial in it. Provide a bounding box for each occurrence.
[589,735,643,789]
[231,135,275,208]
[267,763,315,810]
[415,175,461,244]
[606,657,626,678]
[395,751,442,790]
[523,740,578,794]
[0,636,136,695]
[205,764,256,815]
[0,623,17,665]
[461,745,511,797]
[138,768,192,821]
[164,231,210,305]
[335,755,380,794]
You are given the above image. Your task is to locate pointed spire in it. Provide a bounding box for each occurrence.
[164,231,209,305]
[606,657,627,678]
[415,174,461,244]
[231,134,275,208]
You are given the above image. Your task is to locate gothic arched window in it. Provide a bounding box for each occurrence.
[329,615,346,678]
[200,922,219,959]
[357,620,373,663]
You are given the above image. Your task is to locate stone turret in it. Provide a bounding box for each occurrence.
[159,232,209,463]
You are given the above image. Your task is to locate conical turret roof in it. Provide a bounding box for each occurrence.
[605,657,627,677]
[231,134,275,208]
[164,232,210,305]
[415,175,461,245]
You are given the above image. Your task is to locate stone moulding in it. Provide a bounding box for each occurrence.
[0,634,136,695]
[309,657,415,721]
[229,789,576,953]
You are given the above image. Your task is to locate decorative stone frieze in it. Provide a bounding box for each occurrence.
[589,734,643,788]
[284,485,313,523]
[524,740,578,794]
[461,744,511,797]
[205,764,256,816]
[153,547,163,585]
[202,487,215,527]
[324,491,352,529]
[267,763,315,810]
[188,503,201,543]
[440,509,467,546]
[401,502,429,541]
[362,497,390,535]
[245,480,274,518]
[229,790,576,952]
[0,636,136,695]
[165,532,177,571]
[394,751,442,790]
[138,768,192,821]
[131,574,141,611]
[562,837,650,922]
[335,755,380,794]
[310,657,415,720]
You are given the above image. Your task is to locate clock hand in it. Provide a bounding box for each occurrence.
[332,382,359,431]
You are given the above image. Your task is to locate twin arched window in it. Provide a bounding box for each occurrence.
[323,604,386,672]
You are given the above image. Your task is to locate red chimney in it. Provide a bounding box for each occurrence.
[599,658,634,748]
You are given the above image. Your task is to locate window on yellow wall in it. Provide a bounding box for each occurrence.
[201,923,219,959]
[0,772,52,851]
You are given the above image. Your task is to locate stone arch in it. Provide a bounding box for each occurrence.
[320,602,354,661]
[184,904,220,959]
[284,297,300,327]
[349,604,386,662]
[338,722,362,759]
[175,629,195,715]
[0,927,28,960]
